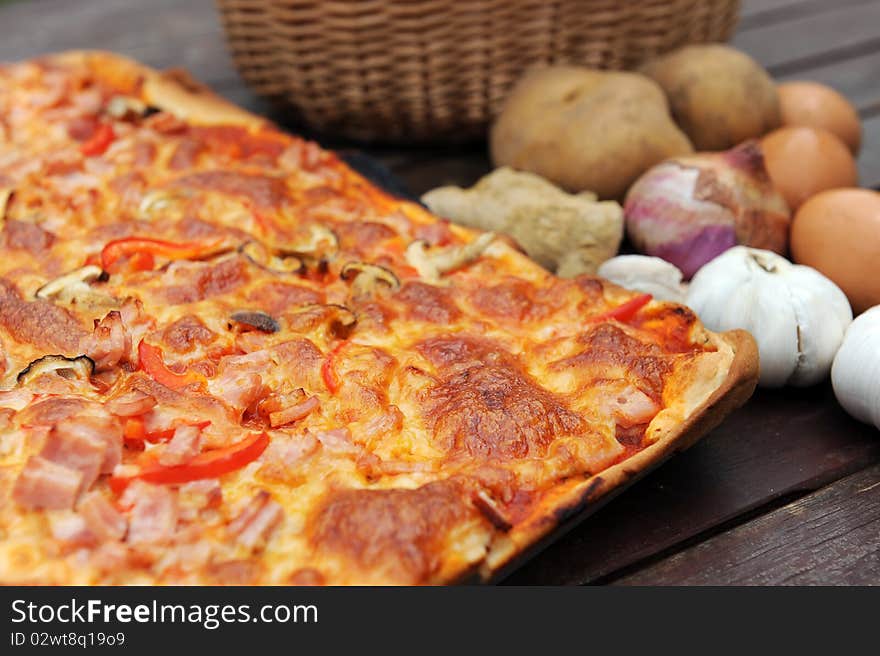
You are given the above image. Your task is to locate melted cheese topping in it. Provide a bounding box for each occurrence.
[0,54,718,585]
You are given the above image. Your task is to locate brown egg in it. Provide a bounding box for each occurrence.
[778,81,862,154]
[791,188,880,313]
[761,127,858,211]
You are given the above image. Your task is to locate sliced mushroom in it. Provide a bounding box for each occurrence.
[0,188,13,222]
[405,232,495,281]
[17,355,95,387]
[239,240,303,275]
[278,224,338,262]
[137,189,191,221]
[230,310,280,334]
[340,261,401,298]
[106,95,157,121]
[472,489,513,532]
[35,265,116,308]
[286,303,357,339]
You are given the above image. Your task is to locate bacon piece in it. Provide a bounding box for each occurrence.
[178,478,222,520]
[161,258,251,304]
[0,388,33,412]
[121,480,178,545]
[315,427,360,455]
[268,395,319,428]
[287,568,326,586]
[118,298,153,347]
[16,397,86,425]
[105,389,157,417]
[207,559,261,585]
[3,219,55,254]
[67,116,99,141]
[395,281,461,324]
[158,424,201,466]
[169,170,290,209]
[208,362,267,415]
[0,279,87,353]
[413,220,453,246]
[162,314,217,352]
[471,279,553,322]
[12,456,82,510]
[273,339,325,386]
[245,281,323,316]
[191,125,286,161]
[169,138,204,170]
[82,310,131,371]
[40,415,122,490]
[109,171,146,209]
[49,512,94,545]
[602,384,660,427]
[278,139,326,172]
[227,490,283,550]
[334,220,396,252]
[0,408,12,431]
[78,490,127,541]
[133,141,157,166]
[359,405,404,441]
[144,111,188,134]
[263,433,318,468]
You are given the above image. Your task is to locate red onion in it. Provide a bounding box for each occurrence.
[624,141,790,278]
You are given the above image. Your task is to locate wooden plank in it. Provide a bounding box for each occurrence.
[775,50,880,115]
[739,0,871,27]
[505,383,880,584]
[732,2,880,73]
[613,463,880,585]
[857,114,880,189]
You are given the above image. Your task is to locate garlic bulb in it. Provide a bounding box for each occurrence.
[597,255,687,303]
[831,306,880,430]
[687,246,852,387]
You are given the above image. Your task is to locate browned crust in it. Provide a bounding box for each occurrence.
[480,329,758,582]
[43,51,759,584]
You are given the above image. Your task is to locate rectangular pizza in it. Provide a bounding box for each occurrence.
[0,51,758,585]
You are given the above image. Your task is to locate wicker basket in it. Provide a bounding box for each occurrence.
[216,0,741,142]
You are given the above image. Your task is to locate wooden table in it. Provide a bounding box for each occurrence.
[2,0,879,585]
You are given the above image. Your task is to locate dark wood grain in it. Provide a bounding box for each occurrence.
[775,49,880,114]
[739,0,875,28]
[732,2,880,72]
[505,383,880,584]
[613,463,880,585]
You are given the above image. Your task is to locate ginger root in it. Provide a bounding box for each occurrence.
[422,167,623,277]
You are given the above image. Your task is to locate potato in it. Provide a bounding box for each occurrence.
[641,44,780,151]
[490,66,693,199]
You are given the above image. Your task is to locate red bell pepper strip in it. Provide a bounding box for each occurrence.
[137,340,205,390]
[110,431,269,493]
[123,418,212,450]
[321,341,347,395]
[101,237,221,273]
[590,293,653,324]
[123,416,146,448]
[80,123,115,157]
